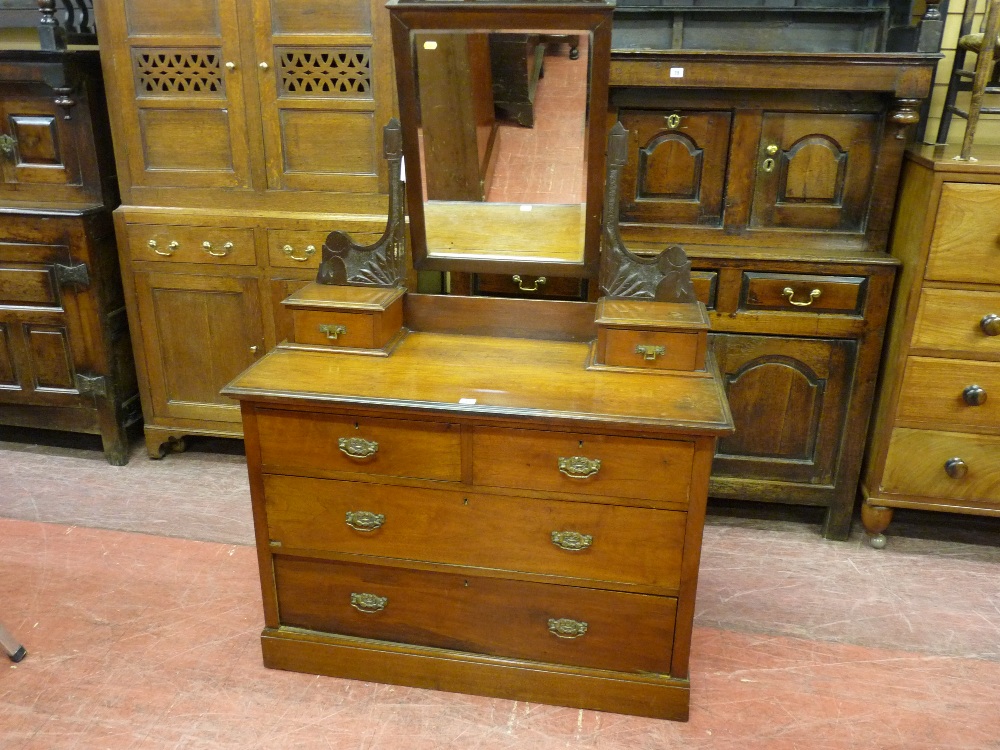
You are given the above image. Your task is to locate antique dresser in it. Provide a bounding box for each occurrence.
[862,145,1000,547]
[224,0,733,720]
[0,1,138,464]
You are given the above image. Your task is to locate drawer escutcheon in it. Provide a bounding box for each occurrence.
[338,436,379,459]
[350,592,387,613]
[345,510,385,532]
[548,617,588,639]
[557,456,601,479]
[551,530,593,551]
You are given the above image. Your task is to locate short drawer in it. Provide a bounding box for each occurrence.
[881,427,1000,507]
[290,307,402,350]
[926,183,1000,285]
[601,328,704,371]
[472,427,694,505]
[273,555,677,674]
[268,228,381,270]
[264,475,688,590]
[740,272,866,315]
[690,270,718,310]
[255,409,462,482]
[896,357,1000,432]
[911,288,1000,359]
[473,273,587,301]
[127,224,255,265]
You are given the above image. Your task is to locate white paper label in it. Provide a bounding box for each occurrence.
[459,398,477,405]
[423,40,438,50]
[670,67,684,78]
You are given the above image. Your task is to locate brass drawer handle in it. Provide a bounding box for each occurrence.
[148,239,179,256]
[635,344,665,361]
[783,287,822,307]
[551,530,593,551]
[282,243,316,262]
[944,457,967,479]
[558,456,600,479]
[0,133,16,156]
[548,617,588,639]
[350,592,387,613]
[203,240,233,257]
[963,385,987,406]
[982,314,1000,337]
[346,510,385,532]
[338,436,378,459]
[319,323,347,340]
[512,275,546,292]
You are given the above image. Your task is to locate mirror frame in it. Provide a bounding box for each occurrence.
[387,0,614,279]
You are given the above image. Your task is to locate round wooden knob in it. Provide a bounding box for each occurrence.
[963,385,988,406]
[944,458,968,479]
[982,314,1000,336]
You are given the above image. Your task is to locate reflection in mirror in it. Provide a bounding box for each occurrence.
[413,31,590,263]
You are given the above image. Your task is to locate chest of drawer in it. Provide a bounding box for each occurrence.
[255,409,462,481]
[896,357,1000,431]
[911,288,1000,359]
[926,183,1000,286]
[471,427,694,505]
[264,475,688,590]
[740,272,866,315]
[273,555,677,674]
[126,224,256,265]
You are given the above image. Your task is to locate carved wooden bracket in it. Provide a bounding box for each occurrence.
[316,118,407,288]
[599,121,697,303]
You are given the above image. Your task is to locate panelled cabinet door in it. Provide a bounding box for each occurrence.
[0,92,84,200]
[105,0,252,189]
[750,111,878,232]
[710,333,856,485]
[618,108,732,226]
[251,0,388,193]
[0,242,89,406]
[133,271,264,423]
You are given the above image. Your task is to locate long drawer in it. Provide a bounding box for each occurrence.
[472,427,694,505]
[273,555,677,674]
[264,475,688,590]
[126,224,256,265]
[256,409,462,482]
[896,357,1000,432]
[911,288,1000,359]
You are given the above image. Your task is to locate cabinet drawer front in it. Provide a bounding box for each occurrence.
[256,409,462,481]
[691,270,718,310]
[602,329,703,371]
[740,273,865,315]
[267,228,382,270]
[126,225,255,265]
[896,357,1000,432]
[882,428,1000,506]
[472,427,694,505]
[274,556,677,674]
[473,274,587,301]
[911,288,1000,359]
[264,475,688,590]
[291,309,376,349]
[927,183,1000,285]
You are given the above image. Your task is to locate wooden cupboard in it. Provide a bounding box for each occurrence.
[862,146,1000,546]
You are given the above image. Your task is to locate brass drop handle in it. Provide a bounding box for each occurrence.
[635,344,666,361]
[944,457,968,479]
[225,61,236,71]
[963,385,987,406]
[203,240,233,257]
[783,287,822,307]
[558,456,601,479]
[282,243,316,262]
[981,314,1000,336]
[350,592,387,613]
[551,531,593,551]
[512,275,546,292]
[259,61,270,70]
[346,510,385,532]
[338,436,378,459]
[0,133,15,156]
[548,618,588,639]
[149,239,179,256]
[319,323,347,340]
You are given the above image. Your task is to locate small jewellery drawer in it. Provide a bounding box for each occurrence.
[601,328,704,371]
[473,273,588,301]
[896,357,1000,431]
[126,224,255,265]
[881,428,1000,506]
[740,272,866,315]
[264,475,688,589]
[255,409,461,481]
[290,308,401,349]
[267,228,382,270]
[273,556,677,674]
[911,288,1000,358]
[926,183,1000,286]
[472,427,694,505]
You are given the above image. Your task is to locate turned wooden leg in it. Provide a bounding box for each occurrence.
[861,501,894,549]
